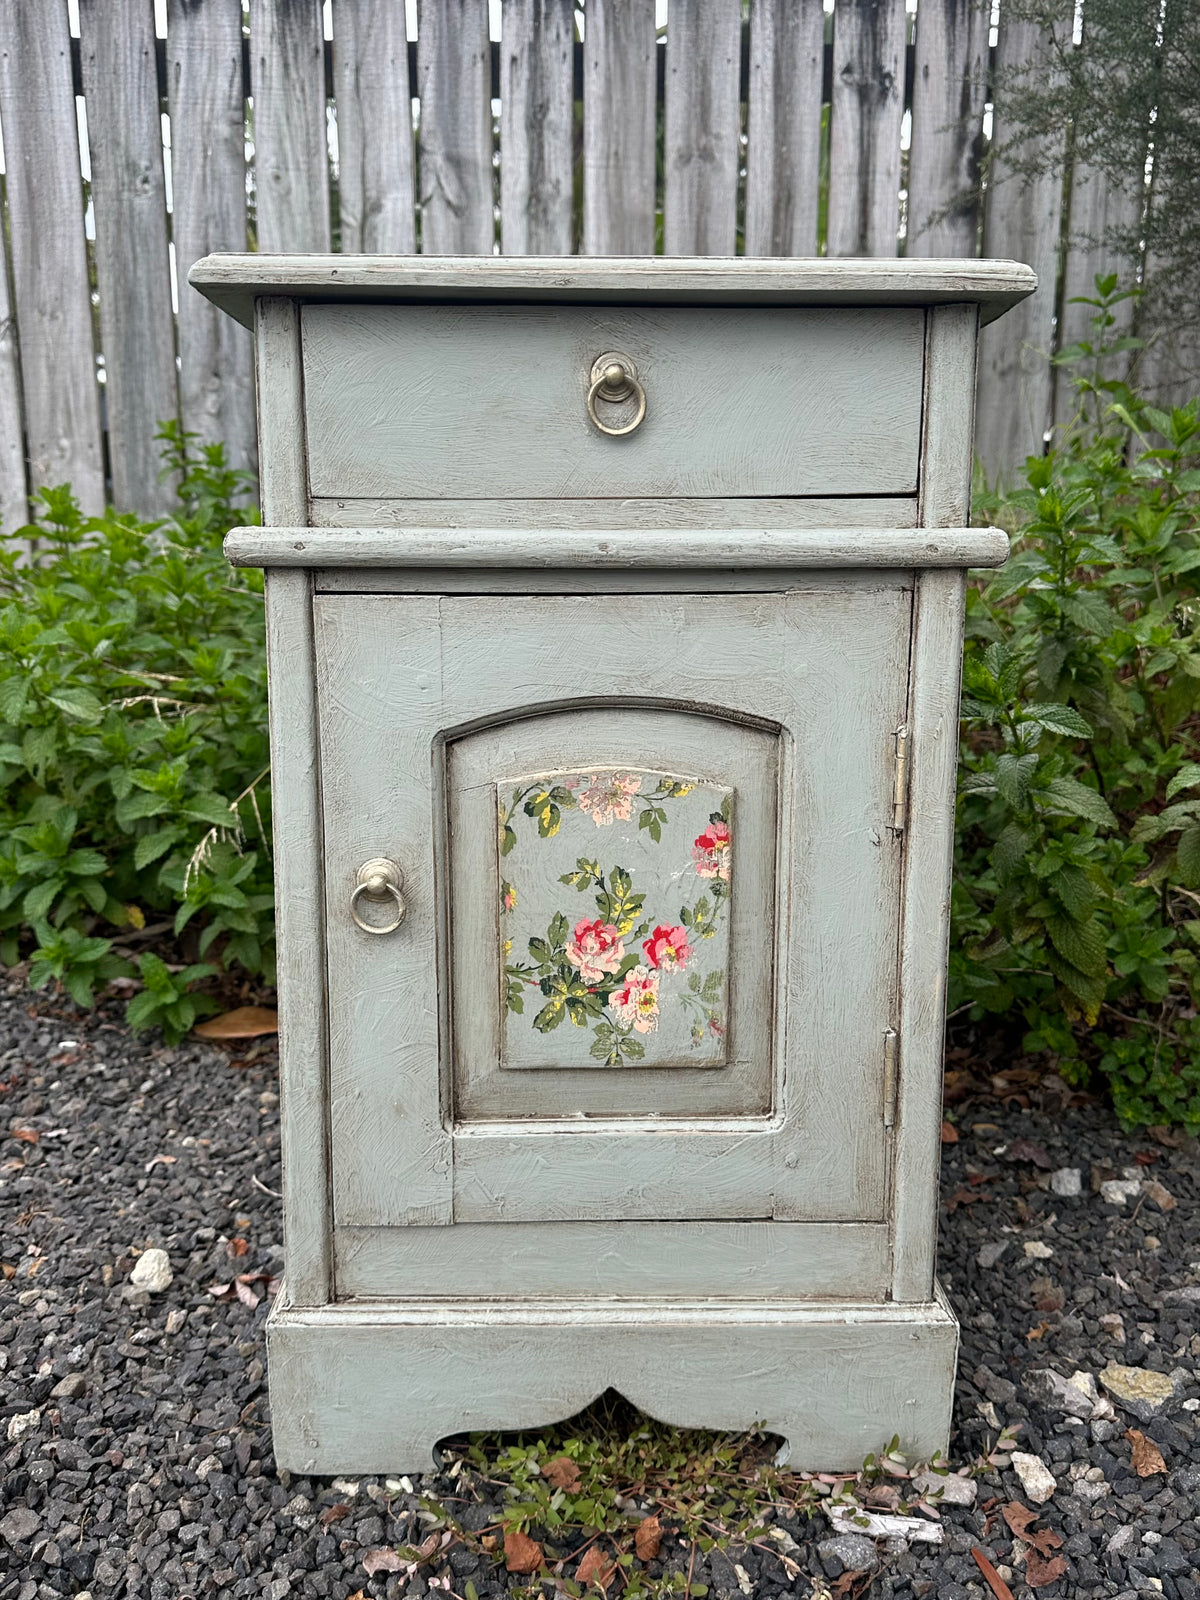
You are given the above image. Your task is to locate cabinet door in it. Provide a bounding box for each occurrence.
[315,586,911,1227]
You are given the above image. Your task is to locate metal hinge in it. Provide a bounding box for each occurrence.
[883,1027,899,1127]
[891,725,910,832]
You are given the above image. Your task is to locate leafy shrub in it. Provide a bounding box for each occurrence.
[956,278,1200,1130]
[0,425,269,1040]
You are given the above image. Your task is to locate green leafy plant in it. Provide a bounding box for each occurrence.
[0,424,269,1037]
[957,277,1200,1129]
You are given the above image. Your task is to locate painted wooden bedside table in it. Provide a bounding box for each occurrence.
[192,255,1034,1474]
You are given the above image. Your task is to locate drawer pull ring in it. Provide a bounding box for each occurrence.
[586,352,647,437]
[350,857,407,935]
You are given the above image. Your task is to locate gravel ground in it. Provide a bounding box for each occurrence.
[1,974,1199,1600]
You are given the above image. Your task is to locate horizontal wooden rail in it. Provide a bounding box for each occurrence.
[224,525,1009,570]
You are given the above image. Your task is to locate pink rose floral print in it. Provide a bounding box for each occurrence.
[499,769,732,1068]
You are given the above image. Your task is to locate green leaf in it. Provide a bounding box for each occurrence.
[1177,825,1200,889]
[134,827,182,870]
[1166,764,1200,801]
[1039,776,1116,827]
[46,686,104,722]
[1024,703,1093,738]
[1047,914,1108,976]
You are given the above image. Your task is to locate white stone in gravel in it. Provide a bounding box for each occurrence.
[1032,1368,1095,1420]
[1163,1287,1200,1305]
[1073,1479,1111,1503]
[1024,1240,1054,1259]
[910,1468,977,1506]
[1106,1526,1136,1556]
[5,1409,40,1443]
[1099,1313,1126,1343]
[332,1478,360,1496]
[816,1532,878,1573]
[1050,1166,1082,1197]
[828,1506,944,1544]
[1100,1363,1176,1421]
[165,1309,187,1334]
[1011,1452,1057,1505]
[0,1505,41,1543]
[976,1240,1010,1270]
[129,1248,172,1293]
[194,1454,222,1480]
[1100,1177,1142,1205]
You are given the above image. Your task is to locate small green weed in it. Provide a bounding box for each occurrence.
[369,1400,984,1598]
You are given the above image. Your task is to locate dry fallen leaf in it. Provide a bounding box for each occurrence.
[971,1546,1014,1600]
[576,1545,617,1591]
[234,1277,261,1309]
[361,1548,406,1575]
[542,1454,582,1491]
[1029,1275,1065,1313]
[1000,1503,1063,1559]
[1141,1178,1176,1212]
[414,1532,443,1562]
[634,1514,663,1561]
[862,1483,900,1511]
[194,1006,279,1039]
[227,1237,250,1258]
[504,1529,544,1574]
[12,1128,39,1145]
[319,1503,351,1529]
[940,1120,959,1144]
[1026,1320,1054,1341]
[1005,1138,1051,1168]
[1024,1549,1069,1588]
[1125,1428,1166,1477]
[480,1534,499,1552]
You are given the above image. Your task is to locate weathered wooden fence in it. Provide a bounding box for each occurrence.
[0,0,1191,528]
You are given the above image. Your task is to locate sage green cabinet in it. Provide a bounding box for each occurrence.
[194,254,1034,1475]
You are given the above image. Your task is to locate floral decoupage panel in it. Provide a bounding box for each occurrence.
[498,769,733,1070]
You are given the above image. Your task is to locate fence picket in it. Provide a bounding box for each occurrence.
[907,0,988,257]
[79,0,178,513]
[332,0,416,254]
[827,0,906,257]
[0,207,26,531]
[663,0,741,256]
[252,0,331,253]
[582,0,656,256]
[417,0,493,254]
[745,0,824,257]
[1057,161,1142,394]
[0,0,104,512]
[167,0,256,473]
[500,0,574,255]
[976,11,1068,484]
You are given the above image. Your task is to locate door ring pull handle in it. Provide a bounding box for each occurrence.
[350,858,407,934]
[586,352,647,437]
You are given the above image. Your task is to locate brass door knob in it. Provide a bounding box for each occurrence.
[350,857,407,934]
[586,351,647,437]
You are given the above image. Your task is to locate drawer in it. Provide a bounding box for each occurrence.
[302,303,926,501]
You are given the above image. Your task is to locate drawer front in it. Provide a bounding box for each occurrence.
[302,304,925,501]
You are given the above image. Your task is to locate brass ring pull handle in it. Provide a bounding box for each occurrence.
[350,857,407,935]
[586,352,647,437]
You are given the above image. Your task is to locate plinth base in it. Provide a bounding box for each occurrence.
[265,1284,959,1474]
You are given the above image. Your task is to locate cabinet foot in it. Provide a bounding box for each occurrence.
[266,1284,959,1475]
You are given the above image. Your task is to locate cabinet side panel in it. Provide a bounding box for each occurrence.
[892,305,978,1301]
[256,299,330,1303]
